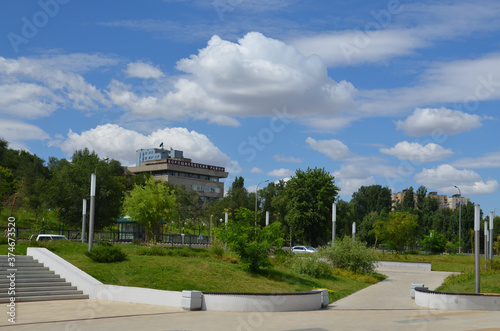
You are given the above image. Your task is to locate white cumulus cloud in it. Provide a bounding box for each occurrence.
[108,32,356,127]
[414,164,498,195]
[125,61,164,79]
[395,108,482,137]
[380,141,453,162]
[49,124,230,167]
[306,137,351,160]
[0,119,50,150]
[267,168,295,178]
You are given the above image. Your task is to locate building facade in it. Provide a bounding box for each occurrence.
[136,147,184,166]
[391,190,470,210]
[128,148,228,203]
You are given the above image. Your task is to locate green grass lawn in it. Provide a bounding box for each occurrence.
[3,241,383,303]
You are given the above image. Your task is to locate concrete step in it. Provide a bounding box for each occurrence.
[0,281,73,289]
[6,285,79,293]
[0,255,88,303]
[0,294,89,303]
[1,273,60,279]
[0,277,67,284]
[0,289,84,298]
[0,267,53,274]
[0,255,35,260]
[0,261,44,269]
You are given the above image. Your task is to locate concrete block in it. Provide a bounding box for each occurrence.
[411,283,425,299]
[311,289,330,308]
[182,290,202,310]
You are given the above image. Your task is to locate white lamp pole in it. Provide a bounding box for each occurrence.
[81,199,87,243]
[454,186,462,254]
[490,211,495,260]
[88,173,96,252]
[332,202,337,244]
[484,219,489,262]
[352,222,356,242]
[474,204,480,293]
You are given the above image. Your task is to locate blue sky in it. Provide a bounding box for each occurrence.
[1,0,500,216]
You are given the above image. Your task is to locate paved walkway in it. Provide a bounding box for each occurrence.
[2,267,500,330]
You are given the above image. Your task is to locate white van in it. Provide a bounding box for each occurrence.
[30,234,68,241]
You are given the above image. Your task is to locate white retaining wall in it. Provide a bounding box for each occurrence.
[377,261,431,271]
[27,247,182,308]
[201,291,325,312]
[415,288,500,311]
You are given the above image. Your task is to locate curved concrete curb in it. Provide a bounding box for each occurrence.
[26,247,327,312]
[415,287,500,310]
[201,290,328,312]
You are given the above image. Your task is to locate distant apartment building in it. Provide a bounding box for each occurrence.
[128,147,228,203]
[391,190,470,210]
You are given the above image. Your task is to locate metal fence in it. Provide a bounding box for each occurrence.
[2,227,212,247]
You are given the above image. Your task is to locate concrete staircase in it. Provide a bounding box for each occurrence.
[0,255,88,303]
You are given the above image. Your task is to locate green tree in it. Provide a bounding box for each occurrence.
[225,176,253,214]
[382,211,418,252]
[335,199,356,240]
[47,149,124,230]
[357,211,379,246]
[351,185,392,221]
[416,185,427,210]
[284,167,339,246]
[0,166,16,211]
[402,187,415,211]
[215,207,284,272]
[420,231,447,254]
[123,177,178,241]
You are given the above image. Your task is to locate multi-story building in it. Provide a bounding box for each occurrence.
[427,192,448,209]
[391,190,470,210]
[128,147,228,203]
[136,147,184,166]
[447,194,471,211]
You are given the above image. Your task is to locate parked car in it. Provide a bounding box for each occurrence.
[30,234,68,241]
[291,245,318,253]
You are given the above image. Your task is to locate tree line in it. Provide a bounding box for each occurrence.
[1,139,498,252]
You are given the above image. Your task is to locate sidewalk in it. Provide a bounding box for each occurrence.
[2,267,500,330]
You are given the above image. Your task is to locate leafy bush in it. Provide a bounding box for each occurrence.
[494,234,500,255]
[420,231,447,254]
[215,208,284,272]
[210,240,225,259]
[132,238,143,246]
[445,240,459,254]
[290,256,333,279]
[320,237,379,273]
[85,242,127,263]
[138,245,167,256]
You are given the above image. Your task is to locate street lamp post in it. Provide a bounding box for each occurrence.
[474,204,480,293]
[454,186,462,254]
[490,211,495,260]
[254,179,269,235]
[81,199,87,243]
[88,157,108,252]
